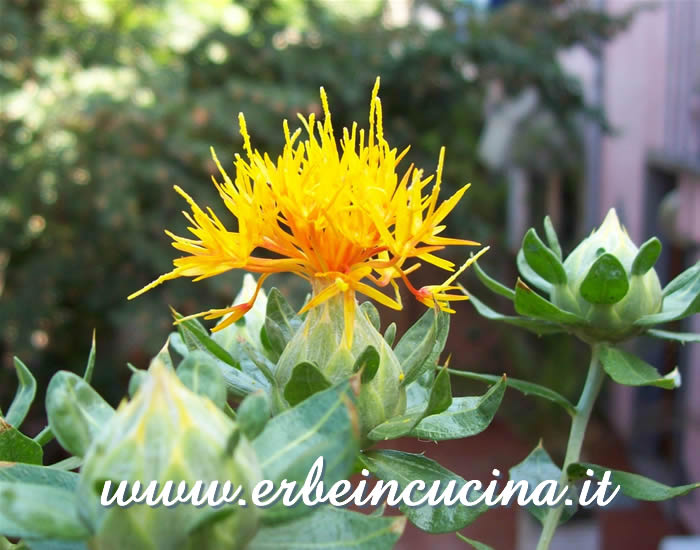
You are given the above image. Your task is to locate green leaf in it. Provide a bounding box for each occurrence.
[423,366,452,416]
[48,456,82,471]
[259,324,274,354]
[169,331,188,358]
[383,322,397,347]
[405,370,433,410]
[353,346,380,384]
[175,315,206,352]
[568,463,700,501]
[46,371,115,457]
[83,330,96,384]
[219,360,270,398]
[249,507,405,550]
[369,505,386,517]
[663,262,700,296]
[24,541,87,550]
[172,310,240,369]
[509,444,577,524]
[0,466,79,546]
[579,253,629,305]
[394,307,436,385]
[0,462,78,490]
[395,307,449,386]
[149,339,174,370]
[446,369,576,416]
[457,533,495,550]
[264,288,302,360]
[176,350,227,408]
[360,301,381,331]
[254,382,359,524]
[283,362,331,407]
[127,365,147,398]
[636,263,700,326]
[368,366,452,441]
[521,228,567,285]
[409,375,506,440]
[631,237,662,276]
[0,481,89,540]
[543,216,562,260]
[472,259,515,300]
[0,419,42,465]
[599,345,680,389]
[514,279,583,324]
[360,450,487,533]
[517,248,553,294]
[647,329,700,344]
[240,342,277,385]
[5,358,36,429]
[237,391,271,440]
[465,291,563,336]
[0,464,82,542]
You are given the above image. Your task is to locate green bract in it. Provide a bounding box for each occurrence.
[471,209,699,347]
[173,277,507,453]
[77,362,261,550]
[274,290,406,440]
[550,209,662,341]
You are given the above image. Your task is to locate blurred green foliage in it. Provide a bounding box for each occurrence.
[0,0,632,412]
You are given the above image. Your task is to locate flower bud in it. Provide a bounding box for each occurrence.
[77,362,261,550]
[551,208,663,342]
[274,286,406,441]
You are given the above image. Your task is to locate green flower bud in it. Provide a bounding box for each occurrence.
[274,284,406,441]
[551,208,663,342]
[77,362,261,550]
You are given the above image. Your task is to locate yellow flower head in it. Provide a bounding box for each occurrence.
[129,78,483,341]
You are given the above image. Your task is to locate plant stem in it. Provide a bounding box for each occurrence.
[535,344,605,550]
[33,425,53,446]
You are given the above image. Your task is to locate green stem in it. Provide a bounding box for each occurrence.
[535,344,605,550]
[0,537,10,550]
[33,425,54,446]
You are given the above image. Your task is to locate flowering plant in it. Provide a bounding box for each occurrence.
[467,210,700,549]
[0,81,698,550]
[0,81,500,550]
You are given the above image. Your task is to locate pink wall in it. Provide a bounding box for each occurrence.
[600,0,668,241]
[599,0,700,534]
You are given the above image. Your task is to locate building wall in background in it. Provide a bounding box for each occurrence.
[600,0,667,240]
[599,0,700,534]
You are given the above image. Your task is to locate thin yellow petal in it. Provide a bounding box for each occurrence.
[354,282,402,310]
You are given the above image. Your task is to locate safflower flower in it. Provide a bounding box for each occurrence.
[129,78,484,346]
